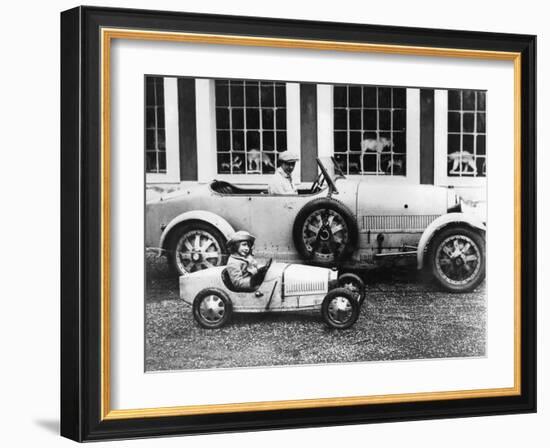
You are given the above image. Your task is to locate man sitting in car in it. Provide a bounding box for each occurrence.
[226,231,270,291]
[267,151,299,195]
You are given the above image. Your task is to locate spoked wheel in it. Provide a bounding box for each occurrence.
[293,198,358,264]
[193,288,232,329]
[338,273,366,305]
[429,226,485,293]
[167,223,226,275]
[321,288,360,329]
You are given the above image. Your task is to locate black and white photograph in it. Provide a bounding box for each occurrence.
[144,76,488,371]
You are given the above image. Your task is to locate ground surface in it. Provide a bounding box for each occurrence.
[145,254,486,371]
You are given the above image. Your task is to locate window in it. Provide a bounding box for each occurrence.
[333,85,407,176]
[447,90,486,177]
[215,80,287,175]
[145,77,166,173]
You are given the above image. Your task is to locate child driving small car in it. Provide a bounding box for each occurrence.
[226,231,271,290]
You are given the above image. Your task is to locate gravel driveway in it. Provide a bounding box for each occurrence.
[145,254,486,371]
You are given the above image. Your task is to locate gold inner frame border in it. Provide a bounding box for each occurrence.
[100,27,522,421]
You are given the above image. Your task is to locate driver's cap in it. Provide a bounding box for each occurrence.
[278,151,299,163]
[228,230,256,246]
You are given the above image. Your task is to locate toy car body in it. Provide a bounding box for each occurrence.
[148,157,486,292]
[180,262,365,329]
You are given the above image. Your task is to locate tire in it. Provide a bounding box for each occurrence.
[293,198,358,264]
[428,226,485,293]
[338,273,366,306]
[321,288,360,329]
[193,288,232,329]
[165,222,227,276]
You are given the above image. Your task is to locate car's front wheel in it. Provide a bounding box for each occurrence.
[321,288,359,329]
[429,226,485,293]
[338,273,366,305]
[193,288,232,329]
[166,222,227,276]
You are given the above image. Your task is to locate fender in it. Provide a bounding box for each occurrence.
[417,213,486,270]
[160,210,235,250]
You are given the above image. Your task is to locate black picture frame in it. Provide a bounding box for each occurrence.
[61,6,536,442]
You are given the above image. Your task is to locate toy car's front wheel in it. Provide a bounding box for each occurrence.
[321,288,359,329]
[167,222,227,275]
[193,288,233,329]
[338,273,366,305]
[429,226,485,293]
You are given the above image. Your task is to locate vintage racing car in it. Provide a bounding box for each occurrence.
[180,260,366,329]
[147,157,486,292]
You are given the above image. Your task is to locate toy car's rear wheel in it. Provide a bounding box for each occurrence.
[429,226,485,293]
[293,198,358,264]
[321,288,359,329]
[167,222,227,275]
[338,273,366,305]
[193,288,232,329]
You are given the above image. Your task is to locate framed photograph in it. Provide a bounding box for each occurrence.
[60,6,536,442]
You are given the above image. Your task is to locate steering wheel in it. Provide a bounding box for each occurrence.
[310,172,326,194]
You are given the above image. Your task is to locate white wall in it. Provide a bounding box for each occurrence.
[0,1,546,447]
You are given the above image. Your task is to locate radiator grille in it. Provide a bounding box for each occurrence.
[361,215,439,232]
[284,279,326,296]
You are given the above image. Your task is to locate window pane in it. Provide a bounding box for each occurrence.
[275,85,286,106]
[477,91,486,111]
[145,107,155,128]
[363,109,377,130]
[448,112,461,132]
[158,152,166,171]
[477,112,486,133]
[393,132,406,153]
[334,86,347,107]
[155,80,164,106]
[260,84,274,107]
[230,84,244,107]
[217,131,230,151]
[231,153,245,173]
[146,152,157,172]
[156,131,165,149]
[378,88,391,108]
[379,110,391,130]
[448,90,461,110]
[216,108,230,129]
[246,131,260,151]
[146,78,155,104]
[350,131,362,150]
[231,108,244,129]
[463,90,475,110]
[476,157,486,176]
[334,131,347,152]
[276,109,286,130]
[349,110,361,130]
[448,134,460,153]
[146,130,155,149]
[476,135,486,155]
[276,131,287,151]
[156,108,165,129]
[463,134,474,152]
[215,82,229,107]
[334,154,348,174]
[263,152,276,174]
[348,154,361,174]
[349,86,362,107]
[245,83,259,107]
[246,109,259,129]
[218,153,231,173]
[363,153,377,173]
[364,87,377,108]
[393,109,406,131]
[262,109,274,129]
[334,109,348,130]
[463,113,475,132]
[263,131,274,151]
[232,131,244,151]
[393,88,406,108]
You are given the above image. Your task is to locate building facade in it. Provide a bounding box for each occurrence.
[145,76,487,202]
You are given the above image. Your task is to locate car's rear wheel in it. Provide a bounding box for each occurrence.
[166,222,227,276]
[321,288,359,329]
[338,273,366,305]
[293,198,358,264]
[428,226,485,292]
[193,288,232,329]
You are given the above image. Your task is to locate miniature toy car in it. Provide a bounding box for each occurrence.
[179,261,366,329]
[148,157,486,292]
